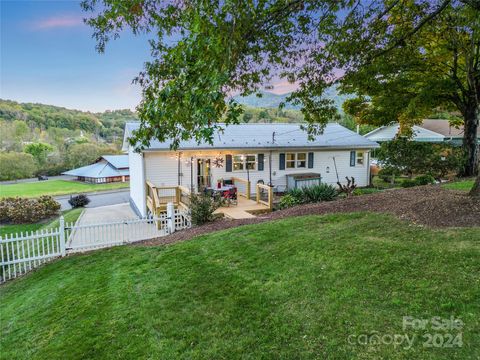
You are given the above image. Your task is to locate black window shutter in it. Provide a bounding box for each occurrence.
[279,153,285,170]
[350,151,356,167]
[308,152,314,168]
[226,155,232,172]
[258,154,264,171]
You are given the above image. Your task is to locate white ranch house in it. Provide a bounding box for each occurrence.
[123,123,379,218]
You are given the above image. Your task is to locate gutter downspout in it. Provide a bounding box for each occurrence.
[269,150,273,186]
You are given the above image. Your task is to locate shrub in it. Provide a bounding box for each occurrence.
[414,174,436,186]
[377,138,464,179]
[287,188,304,203]
[301,183,338,202]
[278,194,302,209]
[68,194,91,208]
[190,193,223,226]
[280,184,338,209]
[0,196,60,224]
[378,166,401,183]
[0,152,37,181]
[401,179,417,188]
[401,175,436,188]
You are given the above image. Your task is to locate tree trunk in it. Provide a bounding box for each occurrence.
[461,105,479,177]
[470,173,480,197]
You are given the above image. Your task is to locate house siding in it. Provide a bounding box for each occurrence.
[140,148,371,195]
[128,147,147,217]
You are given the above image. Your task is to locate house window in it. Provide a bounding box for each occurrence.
[233,154,256,171]
[356,151,364,166]
[233,155,244,171]
[297,153,307,168]
[286,153,296,168]
[286,153,306,168]
[246,155,256,170]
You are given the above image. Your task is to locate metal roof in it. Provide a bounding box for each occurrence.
[421,119,480,138]
[124,122,379,151]
[364,124,445,142]
[101,155,129,169]
[63,160,129,178]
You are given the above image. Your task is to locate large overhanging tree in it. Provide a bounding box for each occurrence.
[81,0,480,195]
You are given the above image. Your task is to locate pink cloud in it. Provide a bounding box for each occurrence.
[31,15,83,30]
[268,80,299,94]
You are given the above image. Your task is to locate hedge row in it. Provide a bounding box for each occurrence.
[0,196,61,224]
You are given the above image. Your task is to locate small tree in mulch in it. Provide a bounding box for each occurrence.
[337,177,357,198]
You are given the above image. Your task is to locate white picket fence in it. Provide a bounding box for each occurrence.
[0,205,191,283]
[0,227,65,282]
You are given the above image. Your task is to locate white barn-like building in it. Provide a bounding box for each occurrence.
[124,123,379,217]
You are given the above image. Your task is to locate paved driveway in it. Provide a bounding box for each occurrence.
[67,203,165,252]
[56,190,130,210]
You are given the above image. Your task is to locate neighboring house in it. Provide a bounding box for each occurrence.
[421,119,480,145]
[364,123,445,143]
[364,119,479,145]
[63,155,130,183]
[123,122,379,217]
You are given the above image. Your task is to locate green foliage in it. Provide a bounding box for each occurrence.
[239,106,304,124]
[24,142,54,167]
[189,193,223,226]
[301,183,338,202]
[0,196,60,224]
[277,193,302,209]
[0,152,37,181]
[280,184,338,208]
[68,194,91,208]
[401,175,436,188]
[0,208,83,237]
[0,99,135,137]
[66,143,119,169]
[377,138,464,179]
[378,166,402,183]
[0,99,136,179]
[414,174,436,186]
[81,1,478,157]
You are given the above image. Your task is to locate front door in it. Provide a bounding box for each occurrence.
[197,159,211,189]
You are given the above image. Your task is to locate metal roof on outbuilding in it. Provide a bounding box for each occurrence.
[63,156,129,179]
[123,122,379,151]
[101,155,129,169]
[364,124,445,142]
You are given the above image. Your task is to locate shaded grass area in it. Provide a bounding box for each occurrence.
[443,179,474,191]
[1,213,479,359]
[0,208,83,237]
[0,180,128,198]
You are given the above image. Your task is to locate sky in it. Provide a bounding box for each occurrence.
[0,0,298,113]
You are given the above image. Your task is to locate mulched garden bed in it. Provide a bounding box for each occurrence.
[138,185,480,247]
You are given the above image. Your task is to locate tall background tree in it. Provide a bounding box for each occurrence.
[82,0,479,194]
[340,1,479,177]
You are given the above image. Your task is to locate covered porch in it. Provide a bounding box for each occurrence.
[146,179,273,220]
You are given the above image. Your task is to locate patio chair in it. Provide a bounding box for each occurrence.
[223,187,238,206]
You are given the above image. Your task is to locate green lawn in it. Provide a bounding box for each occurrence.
[1,212,479,359]
[443,179,475,191]
[0,208,83,237]
[0,180,129,198]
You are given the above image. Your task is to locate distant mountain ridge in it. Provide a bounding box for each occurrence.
[233,87,351,112]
